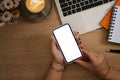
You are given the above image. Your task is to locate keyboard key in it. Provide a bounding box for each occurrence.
[59,0,114,17]
[76,4,80,7]
[68,11,72,15]
[63,12,68,16]
[85,1,89,5]
[93,0,97,2]
[62,6,71,12]
[89,0,93,3]
[72,0,77,4]
[72,5,76,9]
[109,0,114,1]
[60,3,68,8]
[82,1,103,10]
[76,8,81,12]
[68,1,72,5]
[77,0,81,2]
[103,0,108,3]
[72,9,76,14]
[66,0,70,1]
[80,2,84,6]
[59,0,65,4]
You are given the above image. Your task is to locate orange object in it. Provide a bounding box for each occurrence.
[100,0,120,30]
[26,0,45,13]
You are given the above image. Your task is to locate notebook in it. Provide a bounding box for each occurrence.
[100,0,120,30]
[108,6,120,44]
[54,0,115,34]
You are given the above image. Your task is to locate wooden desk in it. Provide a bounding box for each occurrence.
[0,3,120,80]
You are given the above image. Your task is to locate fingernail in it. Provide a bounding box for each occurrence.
[81,47,83,49]
[79,41,81,43]
[75,33,77,36]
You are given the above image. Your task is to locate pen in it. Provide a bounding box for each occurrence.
[106,49,120,53]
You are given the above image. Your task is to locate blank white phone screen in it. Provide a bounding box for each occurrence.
[53,24,82,63]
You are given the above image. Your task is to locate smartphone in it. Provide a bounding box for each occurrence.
[52,24,83,63]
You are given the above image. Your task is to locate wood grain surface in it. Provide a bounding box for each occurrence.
[0,2,120,80]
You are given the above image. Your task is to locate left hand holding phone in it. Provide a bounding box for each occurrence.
[51,32,81,65]
[51,36,64,65]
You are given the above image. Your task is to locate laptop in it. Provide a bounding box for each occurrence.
[54,0,116,34]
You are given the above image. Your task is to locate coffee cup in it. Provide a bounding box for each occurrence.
[20,0,52,22]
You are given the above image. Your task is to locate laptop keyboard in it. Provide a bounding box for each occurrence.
[59,0,114,17]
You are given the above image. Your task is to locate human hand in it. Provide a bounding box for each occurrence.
[51,32,81,65]
[75,50,110,78]
[51,36,64,64]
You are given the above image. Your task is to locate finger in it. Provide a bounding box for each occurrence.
[75,60,90,68]
[74,33,81,42]
[74,32,79,36]
[75,34,79,40]
[77,41,83,50]
[77,39,82,45]
[74,32,80,40]
[75,34,81,44]
[92,51,100,58]
[74,32,82,47]
[75,36,83,50]
[95,53,104,60]
[51,36,58,50]
[83,50,97,62]
[76,37,81,42]
[51,36,55,45]
[75,37,83,52]
[51,36,56,42]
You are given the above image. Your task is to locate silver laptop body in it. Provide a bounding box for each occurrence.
[54,0,116,34]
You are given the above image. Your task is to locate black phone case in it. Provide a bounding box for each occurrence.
[52,23,83,64]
